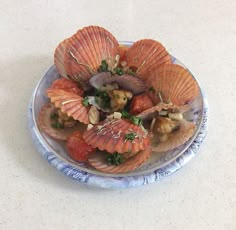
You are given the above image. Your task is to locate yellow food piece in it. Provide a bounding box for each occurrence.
[153,116,179,134]
[109,89,132,111]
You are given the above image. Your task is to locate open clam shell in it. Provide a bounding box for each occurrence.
[89,72,147,95]
[61,26,119,89]
[145,64,200,106]
[126,39,171,78]
[151,119,195,153]
[137,103,190,120]
[83,118,150,154]
[38,103,83,141]
[47,89,90,124]
[88,147,152,174]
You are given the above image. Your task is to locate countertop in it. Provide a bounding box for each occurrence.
[0,0,235,229]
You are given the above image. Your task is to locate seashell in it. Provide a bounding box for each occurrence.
[137,103,182,120]
[49,78,84,96]
[88,147,152,173]
[54,37,71,78]
[145,64,200,106]
[151,119,196,153]
[47,89,90,124]
[126,39,171,78]
[83,118,150,154]
[89,72,147,95]
[37,103,84,141]
[62,26,119,89]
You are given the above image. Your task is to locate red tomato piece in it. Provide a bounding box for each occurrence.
[50,78,84,96]
[66,130,96,162]
[129,93,154,115]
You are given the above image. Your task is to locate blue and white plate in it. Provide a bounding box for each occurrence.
[28,49,208,189]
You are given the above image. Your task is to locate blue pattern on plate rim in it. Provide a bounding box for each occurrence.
[28,79,208,189]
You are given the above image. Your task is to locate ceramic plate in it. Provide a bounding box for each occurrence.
[28,43,208,188]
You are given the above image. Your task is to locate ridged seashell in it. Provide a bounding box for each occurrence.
[49,78,84,96]
[145,64,200,106]
[62,26,119,88]
[54,37,71,78]
[137,103,187,120]
[151,119,196,153]
[38,103,83,141]
[88,147,152,173]
[126,39,171,78]
[89,72,147,95]
[83,118,150,154]
[47,89,90,124]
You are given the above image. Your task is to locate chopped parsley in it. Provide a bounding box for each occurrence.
[82,96,89,107]
[51,122,64,129]
[106,152,124,166]
[50,112,58,120]
[121,110,130,119]
[114,67,124,75]
[125,132,136,141]
[127,69,135,76]
[121,111,143,126]
[148,87,155,93]
[98,60,109,72]
[95,90,110,109]
[130,116,143,126]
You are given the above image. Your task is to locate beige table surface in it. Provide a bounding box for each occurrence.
[0,0,235,229]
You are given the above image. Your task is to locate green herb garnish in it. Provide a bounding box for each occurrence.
[95,90,110,109]
[50,112,58,120]
[130,116,143,126]
[106,152,124,166]
[82,96,89,107]
[114,67,123,75]
[121,111,143,126]
[125,132,136,141]
[127,69,135,76]
[51,122,64,129]
[121,110,130,119]
[148,87,155,93]
[98,60,109,72]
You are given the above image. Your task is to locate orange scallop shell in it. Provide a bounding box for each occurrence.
[54,37,71,78]
[126,39,171,78]
[63,26,119,87]
[47,89,90,124]
[49,78,84,96]
[137,103,190,120]
[88,147,152,174]
[38,103,83,141]
[83,118,150,154]
[145,64,200,106]
[151,119,196,153]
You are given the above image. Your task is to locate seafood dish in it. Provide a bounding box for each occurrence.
[37,26,200,174]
